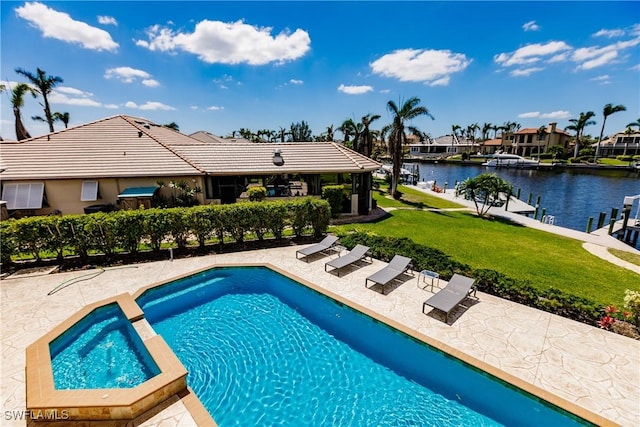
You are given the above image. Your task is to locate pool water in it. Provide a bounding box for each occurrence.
[50,304,160,390]
[138,267,590,426]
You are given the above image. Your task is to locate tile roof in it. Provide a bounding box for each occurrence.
[0,115,203,180]
[516,127,571,136]
[166,141,380,175]
[0,115,380,180]
[482,138,503,146]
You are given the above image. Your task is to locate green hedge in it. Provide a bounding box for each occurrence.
[1,198,331,262]
[337,232,601,326]
[321,185,347,218]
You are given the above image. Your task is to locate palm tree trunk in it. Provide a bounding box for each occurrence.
[595,118,607,162]
[13,108,31,140]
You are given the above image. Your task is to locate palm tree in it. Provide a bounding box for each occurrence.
[594,103,626,161]
[9,83,37,140]
[15,67,63,133]
[53,112,70,129]
[338,118,357,144]
[481,122,493,141]
[276,127,289,142]
[360,113,381,157]
[450,124,461,154]
[565,111,596,158]
[626,118,640,156]
[381,97,434,197]
[535,125,547,157]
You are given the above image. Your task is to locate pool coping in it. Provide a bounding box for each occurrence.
[132,263,617,427]
[25,293,189,421]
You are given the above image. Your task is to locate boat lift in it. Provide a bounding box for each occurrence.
[619,194,640,246]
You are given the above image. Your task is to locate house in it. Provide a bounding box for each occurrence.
[507,122,571,157]
[591,129,640,157]
[408,135,480,159]
[479,138,503,155]
[0,115,380,217]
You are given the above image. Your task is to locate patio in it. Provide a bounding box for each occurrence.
[1,245,638,426]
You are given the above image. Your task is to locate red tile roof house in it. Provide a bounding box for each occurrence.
[0,115,380,217]
[505,122,572,157]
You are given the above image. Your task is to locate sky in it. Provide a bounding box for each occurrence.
[1,1,639,141]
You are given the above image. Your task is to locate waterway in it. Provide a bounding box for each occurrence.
[410,162,639,235]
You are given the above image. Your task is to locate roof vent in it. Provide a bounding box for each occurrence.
[272,149,284,166]
[138,131,143,138]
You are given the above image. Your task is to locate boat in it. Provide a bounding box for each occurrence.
[482,152,540,168]
[374,164,416,182]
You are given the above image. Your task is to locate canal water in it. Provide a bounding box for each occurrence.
[411,162,639,235]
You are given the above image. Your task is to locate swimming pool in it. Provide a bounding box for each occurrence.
[50,303,160,390]
[137,266,591,426]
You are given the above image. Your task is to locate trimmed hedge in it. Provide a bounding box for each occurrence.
[321,185,348,218]
[337,232,602,327]
[1,198,331,262]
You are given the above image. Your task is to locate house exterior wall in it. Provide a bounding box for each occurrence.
[1,176,206,216]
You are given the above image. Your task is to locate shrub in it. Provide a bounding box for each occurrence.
[247,186,267,202]
[321,185,346,218]
[616,155,634,162]
[624,289,640,326]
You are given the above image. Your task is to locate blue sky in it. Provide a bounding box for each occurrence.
[1,1,639,140]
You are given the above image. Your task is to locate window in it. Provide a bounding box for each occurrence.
[81,181,99,201]
[1,183,45,209]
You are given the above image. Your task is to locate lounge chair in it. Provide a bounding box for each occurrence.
[324,244,370,276]
[422,274,477,323]
[365,255,412,294]
[295,235,339,262]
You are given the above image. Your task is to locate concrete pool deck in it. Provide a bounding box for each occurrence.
[1,246,639,426]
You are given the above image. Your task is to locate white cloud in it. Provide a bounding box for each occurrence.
[631,64,640,71]
[207,105,224,111]
[98,15,117,26]
[590,75,610,81]
[40,85,107,107]
[105,67,160,87]
[191,106,199,110]
[510,67,544,76]
[289,79,303,85]
[571,37,640,70]
[523,21,540,32]
[370,48,471,86]
[494,41,571,67]
[136,20,310,65]
[593,28,625,38]
[15,2,118,51]
[337,84,373,95]
[379,89,391,94]
[125,101,175,111]
[518,111,572,119]
[142,79,160,88]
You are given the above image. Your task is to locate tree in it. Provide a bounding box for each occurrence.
[565,111,596,158]
[381,97,433,197]
[163,122,179,131]
[450,124,461,154]
[594,103,626,162]
[15,67,63,133]
[8,83,37,140]
[455,173,513,217]
[360,113,381,157]
[289,121,313,141]
[535,125,547,157]
[53,112,70,129]
[338,118,357,144]
[481,122,493,141]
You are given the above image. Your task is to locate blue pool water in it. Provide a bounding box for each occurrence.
[50,303,160,389]
[137,267,591,426]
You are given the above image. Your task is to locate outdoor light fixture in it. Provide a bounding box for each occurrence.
[273,149,284,166]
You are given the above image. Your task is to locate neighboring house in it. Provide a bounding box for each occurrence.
[408,135,480,159]
[0,115,380,217]
[479,138,503,155]
[507,122,571,157]
[591,130,640,157]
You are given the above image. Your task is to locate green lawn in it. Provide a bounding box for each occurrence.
[609,248,640,266]
[373,185,463,210]
[333,206,639,307]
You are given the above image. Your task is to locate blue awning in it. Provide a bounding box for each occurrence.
[118,186,158,198]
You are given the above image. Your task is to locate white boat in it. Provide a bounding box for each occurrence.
[374,164,415,182]
[482,153,540,168]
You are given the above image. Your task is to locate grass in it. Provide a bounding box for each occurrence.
[609,248,640,266]
[373,185,464,210]
[597,158,637,166]
[332,206,639,307]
